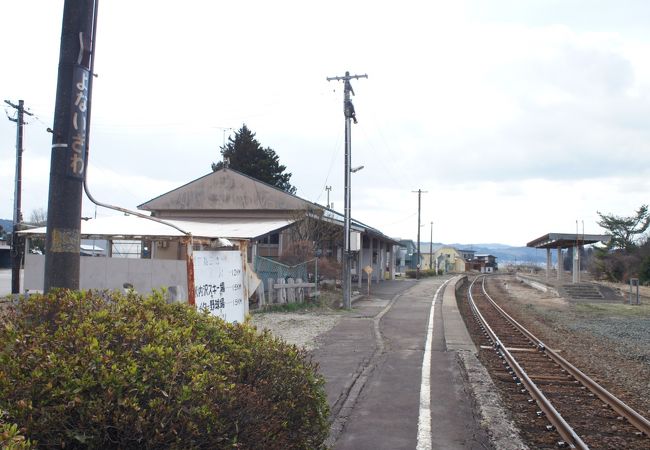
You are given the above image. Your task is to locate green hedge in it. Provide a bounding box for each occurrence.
[404,269,439,278]
[0,290,329,449]
[0,416,35,449]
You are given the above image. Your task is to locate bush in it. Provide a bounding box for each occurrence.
[639,255,650,285]
[0,415,35,449]
[0,290,329,449]
[405,269,438,278]
[316,257,342,282]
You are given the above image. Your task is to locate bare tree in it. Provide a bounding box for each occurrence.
[29,208,47,226]
[27,208,47,253]
[279,207,343,281]
[285,206,342,258]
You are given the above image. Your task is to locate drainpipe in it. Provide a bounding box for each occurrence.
[185,236,195,306]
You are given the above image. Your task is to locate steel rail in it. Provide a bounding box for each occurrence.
[468,277,588,449]
[479,277,650,437]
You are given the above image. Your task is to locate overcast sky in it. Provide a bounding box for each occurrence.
[2,1,650,246]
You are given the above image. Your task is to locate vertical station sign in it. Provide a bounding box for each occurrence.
[67,65,89,178]
[193,250,245,323]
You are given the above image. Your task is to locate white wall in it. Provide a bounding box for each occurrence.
[24,254,187,296]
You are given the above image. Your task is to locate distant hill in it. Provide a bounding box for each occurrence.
[464,244,549,265]
[0,219,11,234]
[418,242,552,265]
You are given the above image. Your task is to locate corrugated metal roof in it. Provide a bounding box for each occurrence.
[19,214,293,242]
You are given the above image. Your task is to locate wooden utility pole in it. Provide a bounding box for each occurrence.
[5,99,33,295]
[326,71,367,309]
[412,189,427,279]
[44,0,97,291]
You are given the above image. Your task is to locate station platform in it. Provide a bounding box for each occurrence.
[515,272,625,302]
[312,276,524,450]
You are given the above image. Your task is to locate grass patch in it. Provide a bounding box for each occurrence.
[254,289,342,314]
[257,301,322,314]
[575,302,650,317]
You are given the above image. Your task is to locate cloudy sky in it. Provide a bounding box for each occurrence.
[2,1,649,246]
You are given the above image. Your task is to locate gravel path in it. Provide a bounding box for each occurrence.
[250,311,343,351]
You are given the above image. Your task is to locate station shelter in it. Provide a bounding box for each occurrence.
[526,233,611,283]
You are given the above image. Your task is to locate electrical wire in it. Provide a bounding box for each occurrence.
[356,119,412,192]
[312,129,343,205]
[81,0,190,236]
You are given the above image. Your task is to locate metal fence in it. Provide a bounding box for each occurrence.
[254,256,309,289]
[253,256,320,307]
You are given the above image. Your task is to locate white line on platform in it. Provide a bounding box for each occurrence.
[416,277,453,450]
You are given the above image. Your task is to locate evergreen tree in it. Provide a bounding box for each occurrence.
[211,124,297,194]
[596,204,650,251]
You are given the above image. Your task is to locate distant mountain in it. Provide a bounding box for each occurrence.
[418,242,552,265]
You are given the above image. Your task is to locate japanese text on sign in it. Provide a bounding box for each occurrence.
[193,250,244,323]
[68,65,89,179]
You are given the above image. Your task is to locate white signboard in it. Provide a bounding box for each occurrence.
[193,250,245,323]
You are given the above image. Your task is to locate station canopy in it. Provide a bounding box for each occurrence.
[19,214,294,243]
[527,233,611,249]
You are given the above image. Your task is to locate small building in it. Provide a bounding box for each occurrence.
[458,249,476,262]
[138,168,401,286]
[432,246,466,273]
[18,169,402,304]
[20,214,240,299]
[471,254,498,273]
[396,239,419,273]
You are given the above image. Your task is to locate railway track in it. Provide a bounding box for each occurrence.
[467,275,650,449]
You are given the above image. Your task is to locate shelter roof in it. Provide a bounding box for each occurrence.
[526,233,611,249]
[19,215,293,242]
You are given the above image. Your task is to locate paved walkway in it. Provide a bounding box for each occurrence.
[312,276,491,449]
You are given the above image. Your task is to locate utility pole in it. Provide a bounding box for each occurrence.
[430,221,433,270]
[325,186,332,208]
[216,127,233,167]
[412,189,427,279]
[44,0,97,292]
[327,71,367,309]
[5,99,33,295]
[214,126,234,149]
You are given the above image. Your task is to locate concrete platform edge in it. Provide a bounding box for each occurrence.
[442,275,476,353]
[457,351,530,450]
[445,274,529,450]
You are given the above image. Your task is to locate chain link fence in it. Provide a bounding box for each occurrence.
[254,256,319,288]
